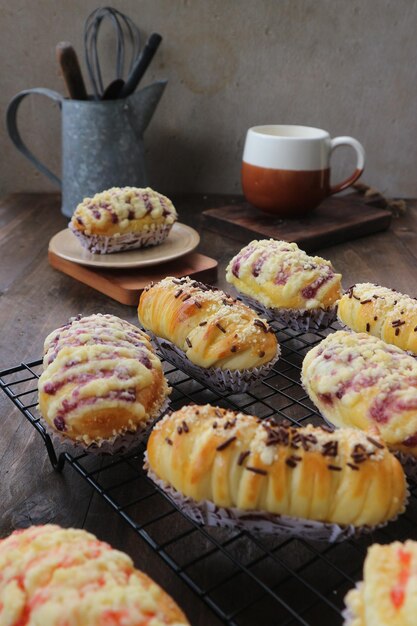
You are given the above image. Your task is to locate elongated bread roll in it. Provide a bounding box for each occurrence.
[344,540,417,626]
[0,524,189,625]
[338,283,417,354]
[38,314,170,447]
[138,277,278,371]
[302,330,417,457]
[146,405,406,527]
[69,187,177,253]
[225,239,342,311]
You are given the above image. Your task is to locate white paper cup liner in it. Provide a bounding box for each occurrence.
[239,293,337,332]
[68,222,173,254]
[40,396,170,456]
[148,332,280,394]
[144,459,397,543]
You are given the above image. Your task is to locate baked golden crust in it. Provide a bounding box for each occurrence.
[137,277,279,371]
[70,186,177,237]
[338,283,417,355]
[302,330,417,457]
[344,540,417,626]
[0,524,189,626]
[146,405,406,527]
[225,239,342,311]
[38,314,170,445]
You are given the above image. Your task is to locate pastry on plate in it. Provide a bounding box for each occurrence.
[338,282,417,355]
[225,239,342,331]
[344,540,417,626]
[0,524,189,625]
[69,186,178,254]
[302,330,417,459]
[137,276,280,393]
[38,313,170,452]
[145,404,406,540]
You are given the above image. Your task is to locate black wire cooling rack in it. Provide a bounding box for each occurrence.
[1,322,417,626]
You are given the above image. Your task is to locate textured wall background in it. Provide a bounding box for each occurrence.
[1,0,417,198]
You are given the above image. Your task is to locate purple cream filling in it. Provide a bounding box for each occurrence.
[301,272,334,300]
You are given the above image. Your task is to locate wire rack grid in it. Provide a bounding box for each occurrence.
[1,322,417,626]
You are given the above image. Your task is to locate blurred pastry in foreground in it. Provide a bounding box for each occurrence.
[138,276,279,392]
[338,282,417,355]
[146,404,406,540]
[38,313,170,452]
[225,239,342,331]
[344,540,417,626]
[0,524,189,625]
[302,330,417,459]
[69,186,178,254]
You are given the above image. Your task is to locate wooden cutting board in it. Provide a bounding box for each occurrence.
[202,193,392,252]
[49,251,218,306]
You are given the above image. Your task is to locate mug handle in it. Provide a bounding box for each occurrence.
[6,88,64,187]
[329,136,365,194]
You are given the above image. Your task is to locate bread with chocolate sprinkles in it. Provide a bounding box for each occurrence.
[146,404,406,528]
[138,277,279,374]
[338,282,417,355]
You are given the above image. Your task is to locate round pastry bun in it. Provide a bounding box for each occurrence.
[38,314,170,449]
[0,524,189,625]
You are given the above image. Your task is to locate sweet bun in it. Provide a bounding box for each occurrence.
[138,277,279,391]
[338,283,417,355]
[69,186,178,254]
[0,524,189,625]
[146,404,406,528]
[38,314,170,449]
[225,239,342,329]
[344,540,417,626]
[302,330,417,457]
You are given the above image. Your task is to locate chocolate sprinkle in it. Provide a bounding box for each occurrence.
[212,421,217,429]
[285,458,298,468]
[254,319,268,332]
[366,436,384,449]
[246,466,268,476]
[374,316,378,321]
[216,436,237,451]
[174,289,183,298]
[395,328,400,336]
[231,345,237,352]
[182,421,189,433]
[322,441,338,457]
[237,450,250,466]
[194,300,202,308]
[366,323,370,332]
[182,294,191,301]
[347,463,360,471]
[215,409,223,418]
[185,337,192,348]
[199,321,207,326]
[328,464,342,471]
[360,299,372,304]
[259,350,265,358]
[165,438,173,445]
[177,426,183,434]
[216,322,226,333]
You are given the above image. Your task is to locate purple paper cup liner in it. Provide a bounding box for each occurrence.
[144,459,401,543]
[394,449,417,480]
[39,396,170,456]
[147,332,280,394]
[239,293,337,332]
[68,222,173,255]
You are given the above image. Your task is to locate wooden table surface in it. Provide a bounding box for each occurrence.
[1,192,417,625]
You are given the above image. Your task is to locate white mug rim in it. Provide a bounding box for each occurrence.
[248,125,329,140]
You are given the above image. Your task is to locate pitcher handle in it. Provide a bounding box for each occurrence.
[6,88,64,187]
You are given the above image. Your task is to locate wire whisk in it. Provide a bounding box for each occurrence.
[84,6,142,99]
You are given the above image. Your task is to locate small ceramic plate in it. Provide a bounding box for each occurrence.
[48,223,200,269]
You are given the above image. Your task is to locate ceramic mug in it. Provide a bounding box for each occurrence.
[241,125,365,218]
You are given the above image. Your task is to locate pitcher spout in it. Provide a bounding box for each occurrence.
[125,80,167,135]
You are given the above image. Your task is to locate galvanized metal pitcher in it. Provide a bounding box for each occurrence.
[6,80,167,217]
